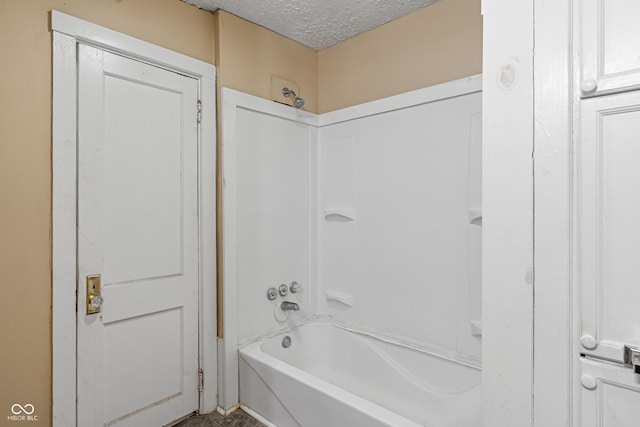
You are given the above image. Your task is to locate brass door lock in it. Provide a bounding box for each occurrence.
[86,274,104,314]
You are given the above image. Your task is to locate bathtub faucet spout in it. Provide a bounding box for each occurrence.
[281,301,300,311]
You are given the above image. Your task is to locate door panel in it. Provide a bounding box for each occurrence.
[77,44,199,426]
[578,90,640,420]
[103,74,183,284]
[580,358,640,427]
[103,309,183,420]
[581,0,640,96]
[579,91,640,363]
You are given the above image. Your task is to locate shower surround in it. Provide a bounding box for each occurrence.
[220,75,483,424]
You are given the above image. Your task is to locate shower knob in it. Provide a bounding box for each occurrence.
[278,284,289,296]
[290,281,302,293]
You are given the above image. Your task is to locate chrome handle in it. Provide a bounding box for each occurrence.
[623,345,640,374]
[278,284,289,296]
[281,301,300,311]
[290,281,302,293]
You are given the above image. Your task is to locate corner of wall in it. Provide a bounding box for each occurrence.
[214,10,319,114]
[316,0,482,113]
[213,11,221,70]
[213,9,225,340]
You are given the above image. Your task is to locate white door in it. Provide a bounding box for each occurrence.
[577,90,640,426]
[76,44,200,426]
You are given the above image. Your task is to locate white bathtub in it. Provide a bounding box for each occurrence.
[239,321,481,427]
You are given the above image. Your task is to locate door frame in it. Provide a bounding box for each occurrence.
[532,0,574,424]
[51,11,217,427]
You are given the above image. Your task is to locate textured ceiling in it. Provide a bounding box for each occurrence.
[183,0,440,50]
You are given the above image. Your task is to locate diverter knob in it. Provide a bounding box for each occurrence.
[290,281,302,293]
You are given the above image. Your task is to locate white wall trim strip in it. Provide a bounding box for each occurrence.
[221,73,482,129]
[319,74,482,126]
[221,87,319,125]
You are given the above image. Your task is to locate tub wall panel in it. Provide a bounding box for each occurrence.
[235,108,313,343]
[458,111,483,358]
[318,91,482,362]
[319,124,361,322]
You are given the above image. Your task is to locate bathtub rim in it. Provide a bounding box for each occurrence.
[241,319,481,399]
[238,317,482,371]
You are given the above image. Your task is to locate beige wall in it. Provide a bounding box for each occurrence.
[213,0,482,115]
[317,0,482,113]
[215,10,318,113]
[0,1,214,424]
[0,0,481,423]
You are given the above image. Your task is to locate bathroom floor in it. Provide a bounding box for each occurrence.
[175,409,267,427]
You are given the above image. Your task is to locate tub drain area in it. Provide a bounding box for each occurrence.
[282,336,292,348]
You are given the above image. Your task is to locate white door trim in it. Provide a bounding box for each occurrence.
[532,0,574,424]
[482,0,535,425]
[51,11,217,427]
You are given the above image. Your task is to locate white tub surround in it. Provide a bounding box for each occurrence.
[221,75,482,413]
[240,322,481,427]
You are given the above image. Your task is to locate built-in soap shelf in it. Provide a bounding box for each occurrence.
[324,207,356,221]
[325,289,354,307]
[468,208,482,226]
[471,320,482,337]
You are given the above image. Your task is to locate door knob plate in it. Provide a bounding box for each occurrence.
[86,274,103,314]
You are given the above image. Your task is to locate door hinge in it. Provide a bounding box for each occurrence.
[198,368,204,391]
[197,99,202,124]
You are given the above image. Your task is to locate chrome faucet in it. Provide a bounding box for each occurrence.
[280,301,300,311]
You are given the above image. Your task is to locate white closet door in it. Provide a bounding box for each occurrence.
[76,44,200,427]
[578,90,640,424]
